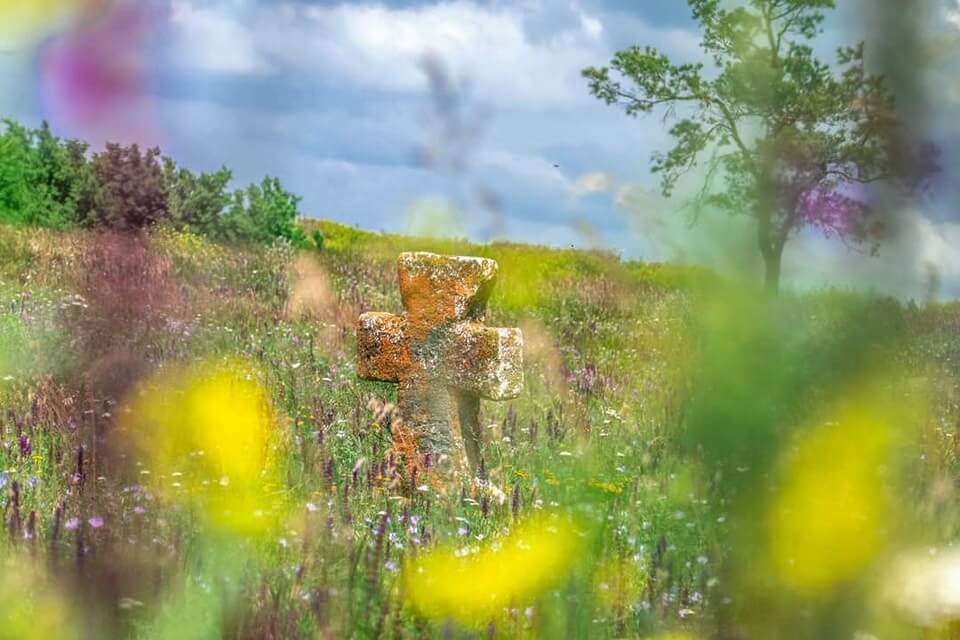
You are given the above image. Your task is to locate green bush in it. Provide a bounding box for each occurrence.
[0,120,94,229]
[0,117,308,246]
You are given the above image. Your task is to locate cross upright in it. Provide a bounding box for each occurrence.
[356,252,523,472]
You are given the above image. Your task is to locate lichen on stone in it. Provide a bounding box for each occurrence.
[355,252,524,473]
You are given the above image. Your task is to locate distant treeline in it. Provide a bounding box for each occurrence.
[0,119,315,246]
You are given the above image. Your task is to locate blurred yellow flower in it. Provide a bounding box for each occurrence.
[0,560,78,640]
[120,361,278,536]
[0,0,82,44]
[590,479,625,495]
[766,402,893,593]
[404,514,579,626]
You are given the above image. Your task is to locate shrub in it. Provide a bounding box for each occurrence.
[0,117,308,246]
[89,143,168,230]
[0,120,94,229]
[163,159,233,238]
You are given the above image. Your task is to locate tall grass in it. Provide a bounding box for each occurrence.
[0,221,957,638]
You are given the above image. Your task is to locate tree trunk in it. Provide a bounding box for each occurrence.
[763,246,782,293]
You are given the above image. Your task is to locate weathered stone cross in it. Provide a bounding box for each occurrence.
[356,252,523,472]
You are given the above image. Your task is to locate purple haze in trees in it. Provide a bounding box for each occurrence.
[797,187,869,239]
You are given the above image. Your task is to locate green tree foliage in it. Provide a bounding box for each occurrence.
[583,0,935,291]
[0,124,31,225]
[0,118,308,245]
[90,143,168,230]
[0,120,95,228]
[223,176,305,245]
[163,158,234,238]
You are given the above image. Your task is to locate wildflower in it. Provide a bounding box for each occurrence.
[118,597,144,610]
[120,360,277,536]
[766,401,893,593]
[64,518,80,530]
[589,480,625,495]
[404,514,579,626]
[17,435,30,458]
[88,516,104,529]
[0,472,8,489]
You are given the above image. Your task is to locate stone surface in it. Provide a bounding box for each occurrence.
[356,251,524,471]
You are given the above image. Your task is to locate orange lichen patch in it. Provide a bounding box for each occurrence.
[355,252,523,471]
[398,252,497,335]
[356,312,410,382]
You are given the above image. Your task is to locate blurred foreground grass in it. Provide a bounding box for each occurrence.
[0,220,958,638]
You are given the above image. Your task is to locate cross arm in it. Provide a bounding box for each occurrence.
[447,322,524,400]
[356,312,407,383]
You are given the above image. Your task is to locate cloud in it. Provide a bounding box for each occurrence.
[785,211,960,300]
[266,1,607,108]
[165,0,700,110]
[169,0,271,74]
[574,171,613,195]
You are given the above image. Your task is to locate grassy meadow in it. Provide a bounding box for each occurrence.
[0,221,958,639]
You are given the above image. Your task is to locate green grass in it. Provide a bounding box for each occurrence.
[0,220,958,639]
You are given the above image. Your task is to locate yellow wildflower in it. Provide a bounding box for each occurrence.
[589,479,625,495]
[404,514,579,626]
[120,360,278,536]
[766,401,893,593]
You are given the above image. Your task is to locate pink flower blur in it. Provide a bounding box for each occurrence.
[37,2,157,141]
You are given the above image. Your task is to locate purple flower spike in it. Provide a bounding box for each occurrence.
[18,435,31,458]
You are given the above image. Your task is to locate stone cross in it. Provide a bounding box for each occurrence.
[356,252,523,472]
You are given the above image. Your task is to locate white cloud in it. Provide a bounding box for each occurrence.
[945,0,960,29]
[574,171,613,195]
[166,0,699,109]
[579,12,604,41]
[785,211,960,300]
[169,0,271,74]
[265,1,606,108]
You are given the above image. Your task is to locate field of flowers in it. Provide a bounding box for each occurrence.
[0,221,959,639]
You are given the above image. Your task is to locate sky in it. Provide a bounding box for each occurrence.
[1,0,959,299]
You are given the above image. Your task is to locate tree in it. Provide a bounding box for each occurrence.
[33,122,98,225]
[0,120,95,228]
[0,122,34,226]
[163,158,233,238]
[90,143,168,230]
[583,0,936,291]
[223,176,304,245]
